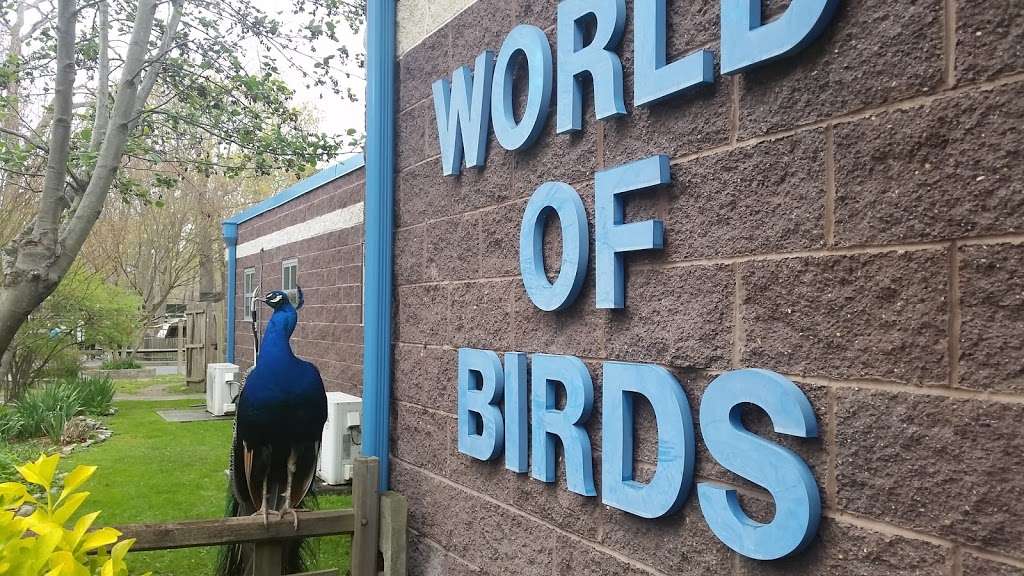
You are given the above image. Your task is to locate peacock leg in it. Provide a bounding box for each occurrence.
[280,448,300,530]
[251,470,281,526]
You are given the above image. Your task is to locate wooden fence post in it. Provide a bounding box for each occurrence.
[351,457,380,576]
[379,491,407,576]
[252,541,283,576]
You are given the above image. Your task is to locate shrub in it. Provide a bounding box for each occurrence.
[39,346,82,380]
[0,453,148,575]
[76,376,116,416]
[0,407,21,441]
[101,358,142,371]
[15,380,82,442]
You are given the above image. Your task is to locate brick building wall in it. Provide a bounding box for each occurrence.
[391,0,1024,575]
[233,166,365,397]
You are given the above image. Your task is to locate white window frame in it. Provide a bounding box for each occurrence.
[243,268,256,320]
[282,258,298,302]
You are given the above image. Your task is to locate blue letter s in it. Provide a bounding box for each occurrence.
[697,369,821,560]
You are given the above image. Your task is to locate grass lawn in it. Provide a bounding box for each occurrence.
[61,399,352,575]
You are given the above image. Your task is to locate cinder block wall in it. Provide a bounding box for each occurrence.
[234,169,365,396]
[392,0,1023,574]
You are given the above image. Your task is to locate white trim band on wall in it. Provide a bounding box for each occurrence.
[234,201,365,259]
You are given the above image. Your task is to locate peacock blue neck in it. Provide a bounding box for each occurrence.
[257,306,298,363]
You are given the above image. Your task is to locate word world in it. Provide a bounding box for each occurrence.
[432,0,838,175]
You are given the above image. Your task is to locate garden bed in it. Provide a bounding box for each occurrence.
[83,367,157,380]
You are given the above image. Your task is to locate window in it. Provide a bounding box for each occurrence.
[282,258,298,303]
[243,268,256,320]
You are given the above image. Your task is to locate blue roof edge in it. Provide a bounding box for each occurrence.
[223,153,366,225]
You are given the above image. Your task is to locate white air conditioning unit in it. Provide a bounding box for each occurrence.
[206,363,240,416]
[318,391,362,485]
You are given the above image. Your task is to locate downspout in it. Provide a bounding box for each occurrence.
[362,0,396,490]
[222,222,239,364]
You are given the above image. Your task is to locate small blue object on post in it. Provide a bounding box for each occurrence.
[492,25,553,151]
[457,348,505,461]
[634,0,714,106]
[697,369,821,560]
[432,51,495,176]
[721,0,839,74]
[595,155,669,309]
[530,354,596,496]
[519,182,590,311]
[601,362,695,518]
[503,352,529,473]
[556,0,627,133]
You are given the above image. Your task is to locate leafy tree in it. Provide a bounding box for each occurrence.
[1,265,141,401]
[0,0,366,358]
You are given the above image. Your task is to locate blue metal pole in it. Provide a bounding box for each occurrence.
[222,223,239,364]
[362,0,396,490]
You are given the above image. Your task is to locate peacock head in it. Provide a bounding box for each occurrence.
[261,290,292,311]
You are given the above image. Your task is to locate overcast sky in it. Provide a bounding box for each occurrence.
[249,0,367,149]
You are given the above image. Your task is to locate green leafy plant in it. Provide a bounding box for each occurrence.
[0,408,21,442]
[75,377,116,417]
[14,382,82,443]
[0,453,148,575]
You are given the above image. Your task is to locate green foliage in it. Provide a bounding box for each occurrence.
[5,267,142,400]
[99,359,141,371]
[75,377,116,417]
[14,381,82,443]
[4,376,114,443]
[0,407,22,443]
[0,453,148,575]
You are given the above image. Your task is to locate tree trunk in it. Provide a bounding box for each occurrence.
[0,345,13,403]
[0,278,58,360]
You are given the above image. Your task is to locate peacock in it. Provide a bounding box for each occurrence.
[217,287,328,576]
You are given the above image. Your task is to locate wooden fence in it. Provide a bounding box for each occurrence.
[113,458,405,576]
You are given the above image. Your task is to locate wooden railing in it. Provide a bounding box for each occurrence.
[113,458,406,576]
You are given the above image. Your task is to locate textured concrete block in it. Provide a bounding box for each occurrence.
[397,161,453,228]
[962,554,1024,576]
[836,388,1024,556]
[738,0,944,138]
[741,250,949,384]
[514,119,598,196]
[477,200,526,279]
[553,533,651,576]
[396,284,450,345]
[448,279,520,352]
[393,461,559,576]
[447,0,516,70]
[662,131,826,261]
[959,243,1024,394]
[957,0,1024,83]
[394,225,424,286]
[393,343,458,414]
[598,502,733,575]
[422,213,480,282]
[399,29,451,112]
[398,100,434,171]
[834,83,1024,245]
[508,278,608,359]
[448,134,516,217]
[607,265,733,370]
[736,518,949,576]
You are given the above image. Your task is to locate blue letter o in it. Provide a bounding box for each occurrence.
[519,182,589,311]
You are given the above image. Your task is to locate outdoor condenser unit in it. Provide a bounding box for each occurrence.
[318,391,362,485]
[206,363,240,416]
